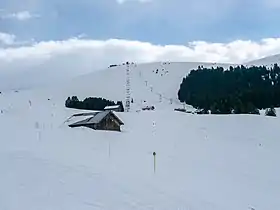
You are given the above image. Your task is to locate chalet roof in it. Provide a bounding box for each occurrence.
[104,105,120,110]
[65,112,99,125]
[68,110,124,127]
[72,112,99,117]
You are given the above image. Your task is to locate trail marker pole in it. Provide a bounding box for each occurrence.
[153,152,156,173]
[35,122,41,141]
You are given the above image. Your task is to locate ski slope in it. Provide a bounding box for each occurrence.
[244,53,280,67]
[1,59,280,210]
[17,61,234,112]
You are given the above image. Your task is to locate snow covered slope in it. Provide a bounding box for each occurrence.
[24,61,234,111]
[244,53,280,67]
[1,102,280,210]
[1,59,280,210]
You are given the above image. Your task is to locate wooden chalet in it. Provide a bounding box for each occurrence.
[68,110,124,132]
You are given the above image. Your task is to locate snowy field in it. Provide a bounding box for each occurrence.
[1,57,280,210]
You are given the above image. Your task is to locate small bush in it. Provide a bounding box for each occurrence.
[249,108,260,115]
[265,107,277,117]
[196,109,209,114]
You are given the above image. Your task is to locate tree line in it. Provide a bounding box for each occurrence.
[65,96,124,112]
[178,64,280,116]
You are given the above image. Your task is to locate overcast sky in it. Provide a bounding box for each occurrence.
[1,0,280,89]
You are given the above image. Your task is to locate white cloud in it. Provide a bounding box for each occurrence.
[0,32,35,47]
[1,37,280,64]
[0,33,16,45]
[1,11,39,21]
[0,37,280,89]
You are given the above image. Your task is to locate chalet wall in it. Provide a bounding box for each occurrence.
[96,114,121,131]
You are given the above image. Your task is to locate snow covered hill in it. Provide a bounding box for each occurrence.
[244,53,280,67]
[1,105,280,210]
[20,61,234,111]
[1,59,280,210]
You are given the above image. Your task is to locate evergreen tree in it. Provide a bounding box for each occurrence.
[65,97,71,108]
[65,96,124,111]
[178,63,280,114]
[117,101,124,112]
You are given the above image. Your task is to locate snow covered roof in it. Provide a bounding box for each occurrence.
[72,112,99,117]
[104,105,120,110]
[68,110,124,127]
[65,112,99,125]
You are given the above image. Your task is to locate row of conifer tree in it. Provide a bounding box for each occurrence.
[178,64,280,116]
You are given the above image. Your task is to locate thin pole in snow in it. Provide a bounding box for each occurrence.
[153,152,156,173]
[152,121,156,173]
